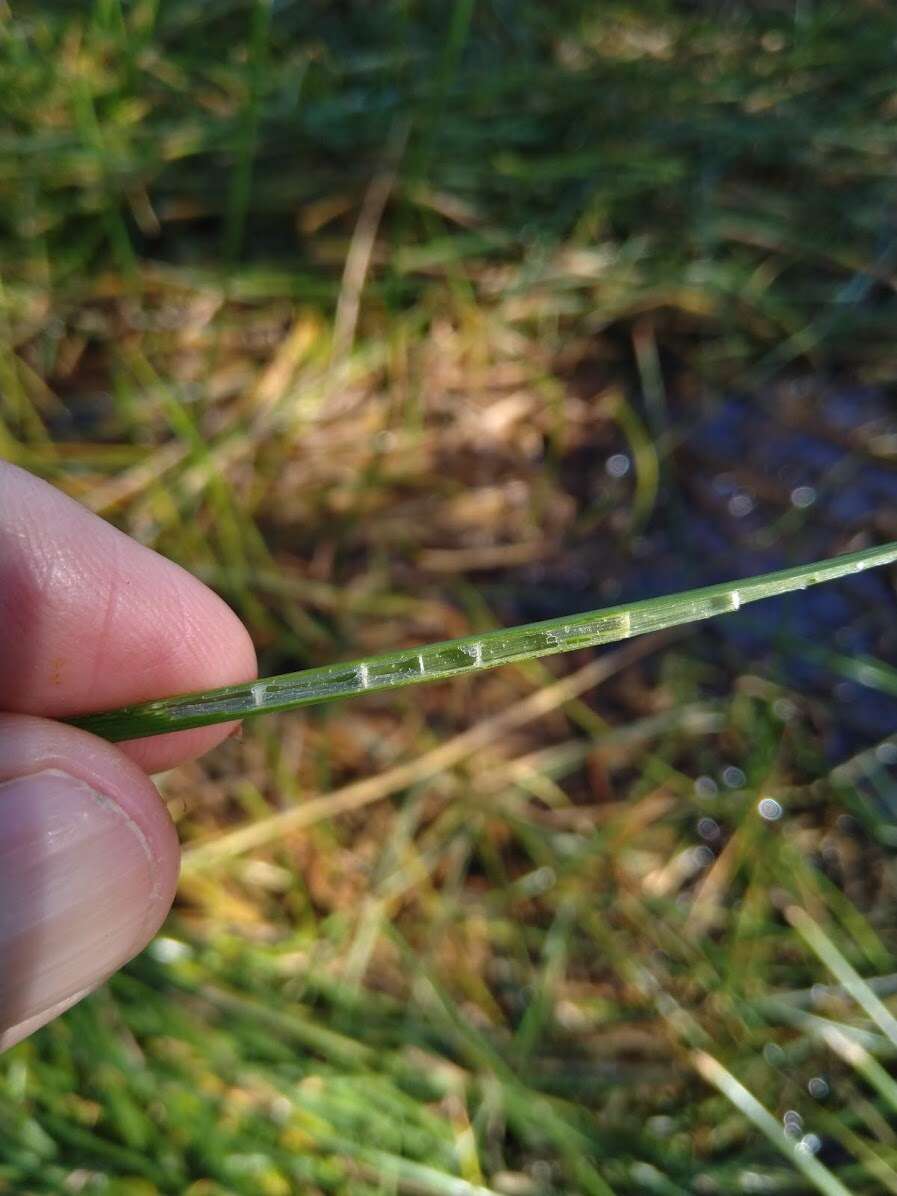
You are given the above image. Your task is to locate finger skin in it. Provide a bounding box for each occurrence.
[0,715,180,1050]
[0,461,257,772]
[0,986,96,1052]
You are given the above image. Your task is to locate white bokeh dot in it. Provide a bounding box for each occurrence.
[606,453,631,478]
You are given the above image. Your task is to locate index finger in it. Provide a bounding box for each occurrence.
[0,462,257,772]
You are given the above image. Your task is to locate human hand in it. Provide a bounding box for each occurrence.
[0,462,256,1050]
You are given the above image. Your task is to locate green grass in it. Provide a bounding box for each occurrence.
[4,1,897,1194]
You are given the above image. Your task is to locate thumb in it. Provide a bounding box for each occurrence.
[0,715,180,1051]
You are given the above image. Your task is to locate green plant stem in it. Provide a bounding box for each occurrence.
[69,541,897,742]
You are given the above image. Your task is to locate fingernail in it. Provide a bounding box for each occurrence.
[0,769,155,1033]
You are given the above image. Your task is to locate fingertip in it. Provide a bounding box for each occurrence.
[0,714,180,923]
[119,720,246,773]
[117,583,256,770]
[0,715,180,1048]
[0,461,258,743]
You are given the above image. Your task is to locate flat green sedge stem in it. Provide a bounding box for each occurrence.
[68,541,897,742]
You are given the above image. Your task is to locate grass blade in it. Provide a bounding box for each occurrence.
[786,905,897,1048]
[693,1051,852,1196]
[70,541,897,742]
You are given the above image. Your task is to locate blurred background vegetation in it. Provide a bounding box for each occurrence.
[3,1,897,1192]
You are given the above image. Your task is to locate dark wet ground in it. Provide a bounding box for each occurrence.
[505,384,897,764]
[678,386,897,759]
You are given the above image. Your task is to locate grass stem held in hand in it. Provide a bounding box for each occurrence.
[69,542,897,743]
